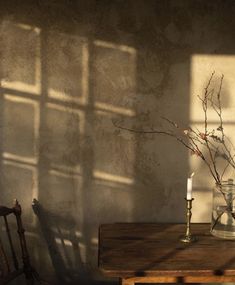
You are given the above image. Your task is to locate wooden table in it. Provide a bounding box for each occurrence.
[98,223,235,284]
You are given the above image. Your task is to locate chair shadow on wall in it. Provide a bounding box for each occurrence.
[32,199,90,285]
[32,199,116,285]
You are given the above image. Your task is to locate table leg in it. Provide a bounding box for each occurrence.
[120,278,134,285]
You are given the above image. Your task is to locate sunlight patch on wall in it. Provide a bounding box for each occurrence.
[46,102,85,136]
[1,21,41,94]
[93,111,136,179]
[94,102,136,117]
[3,94,39,161]
[93,170,134,185]
[190,55,235,122]
[94,40,136,53]
[49,167,82,178]
[45,102,84,172]
[47,32,88,105]
[190,55,235,179]
[49,169,81,181]
[190,54,235,222]
[93,39,137,112]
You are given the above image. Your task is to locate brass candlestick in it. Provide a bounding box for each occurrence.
[180,198,197,243]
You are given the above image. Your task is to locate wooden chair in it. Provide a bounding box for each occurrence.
[0,199,34,284]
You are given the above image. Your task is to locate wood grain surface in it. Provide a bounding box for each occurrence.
[99,223,235,282]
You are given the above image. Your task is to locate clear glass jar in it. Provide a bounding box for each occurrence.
[211,179,235,239]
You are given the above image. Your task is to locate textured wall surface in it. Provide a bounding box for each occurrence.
[1,1,235,284]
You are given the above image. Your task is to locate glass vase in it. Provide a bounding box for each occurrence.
[211,179,235,239]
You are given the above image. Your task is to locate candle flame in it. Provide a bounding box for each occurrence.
[190,172,195,178]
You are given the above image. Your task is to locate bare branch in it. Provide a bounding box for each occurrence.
[114,72,234,187]
[113,122,196,153]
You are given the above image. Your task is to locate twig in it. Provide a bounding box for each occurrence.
[113,122,196,153]
[114,72,235,229]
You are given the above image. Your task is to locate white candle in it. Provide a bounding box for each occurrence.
[187,173,194,200]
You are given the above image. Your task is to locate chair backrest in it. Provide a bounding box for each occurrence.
[0,199,33,284]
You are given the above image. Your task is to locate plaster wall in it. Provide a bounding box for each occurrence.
[0,1,235,284]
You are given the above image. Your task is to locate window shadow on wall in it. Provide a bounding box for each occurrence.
[0,7,138,285]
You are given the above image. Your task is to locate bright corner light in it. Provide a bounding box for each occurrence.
[189,54,235,222]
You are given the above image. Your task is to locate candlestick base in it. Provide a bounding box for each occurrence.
[180,197,197,243]
[180,234,197,243]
